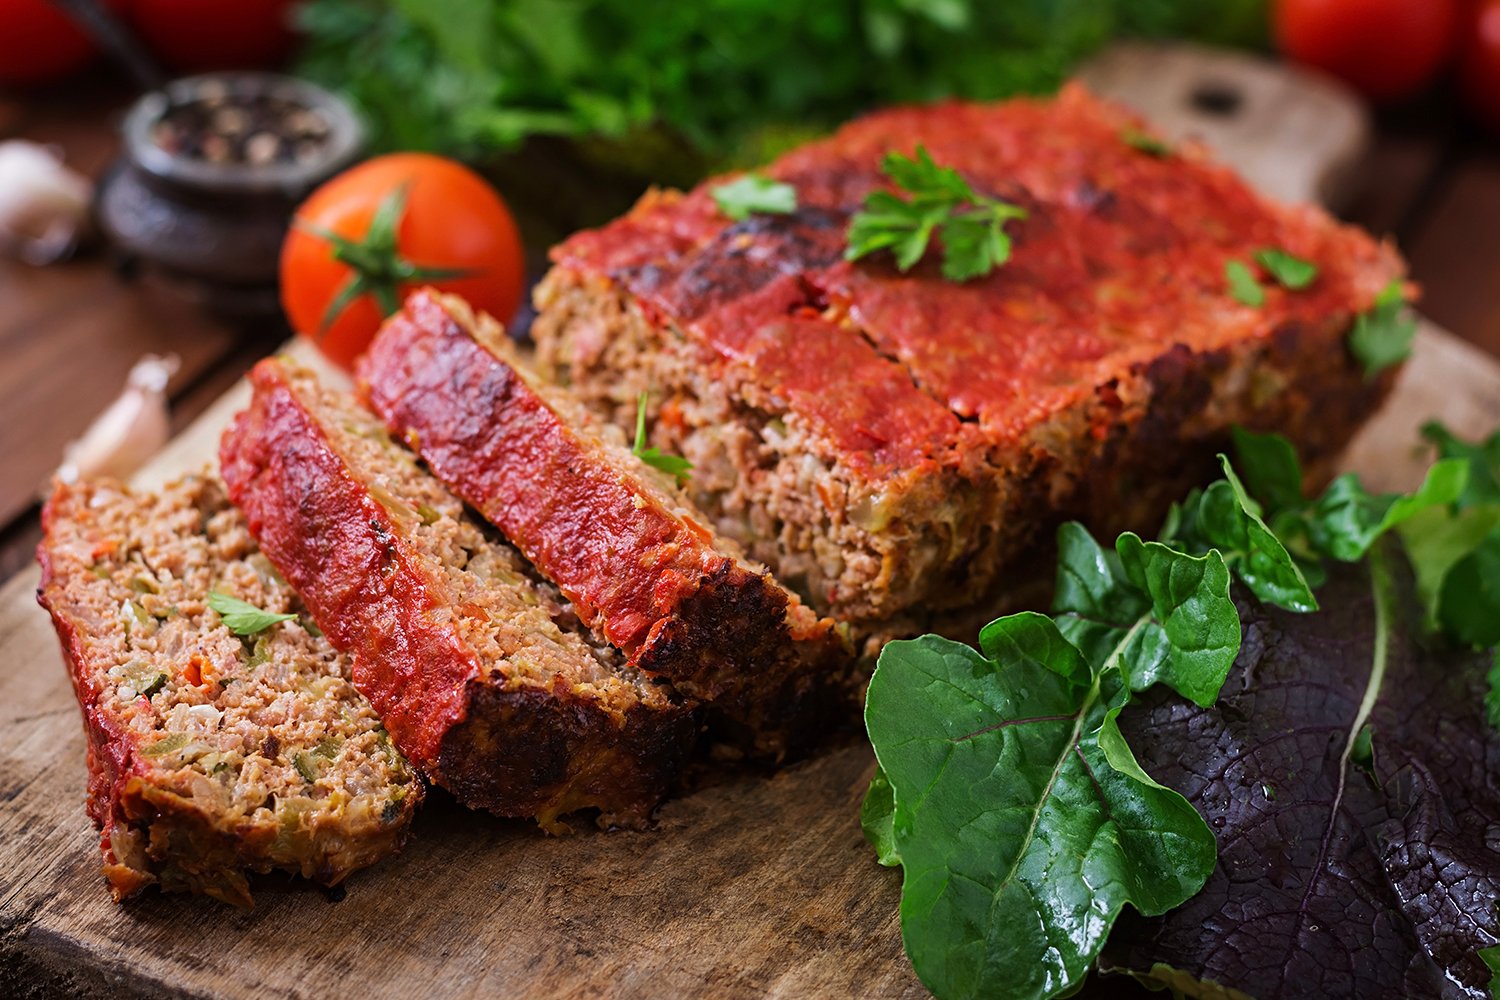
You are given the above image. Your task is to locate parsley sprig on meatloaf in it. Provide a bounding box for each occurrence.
[845,145,1027,282]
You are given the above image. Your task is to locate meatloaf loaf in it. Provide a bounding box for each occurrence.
[358,290,855,759]
[220,358,695,831]
[531,83,1405,629]
[37,474,420,907]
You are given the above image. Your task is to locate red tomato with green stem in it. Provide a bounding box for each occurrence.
[1273,0,1458,102]
[1462,0,1500,128]
[280,153,527,369]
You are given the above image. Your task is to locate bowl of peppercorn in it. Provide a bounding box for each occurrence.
[97,72,364,316]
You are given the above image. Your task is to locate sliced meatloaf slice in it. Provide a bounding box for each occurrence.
[532,83,1405,630]
[358,290,856,760]
[37,474,420,907]
[219,358,695,831]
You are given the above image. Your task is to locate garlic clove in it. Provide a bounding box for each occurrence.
[55,354,180,486]
[0,140,93,266]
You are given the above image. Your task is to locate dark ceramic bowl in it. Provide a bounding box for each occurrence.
[96,72,364,315]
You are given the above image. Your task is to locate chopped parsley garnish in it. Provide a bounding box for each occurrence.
[1121,127,1172,157]
[631,393,693,482]
[207,591,297,637]
[710,173,797,221]
[1224,259,1265,307]
[845,145,1027,282]
[1349,279,1416,378]
[1254,247,1318,290]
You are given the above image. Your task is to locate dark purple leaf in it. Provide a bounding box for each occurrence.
[1100,555,1500,998]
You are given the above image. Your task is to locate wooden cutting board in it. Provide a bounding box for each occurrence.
[5,45,1500,1000]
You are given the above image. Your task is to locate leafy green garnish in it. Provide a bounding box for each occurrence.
[865,424,1500,997]
[1051,526,1241,704]
[1120,127,1171,157]
[1224,259,1264,307]
[631,392,693,482]
[1231,423,1500,652]
[1253,247,1318,290]
[845,145,1027,282]
[1487,652,1500,732]
[1348,280,1416,377]
[710,173,797,221]
[1400,423,1500,646]
[865,510,1244,999]
[1305,461,1468,564]
[207,592,297,637]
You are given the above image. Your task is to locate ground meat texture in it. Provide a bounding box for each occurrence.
[36,474,421,908]
[219,358,696,830]
[531,84,1404,632]
[357,290,857,760]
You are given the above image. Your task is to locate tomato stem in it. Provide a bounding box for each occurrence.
[297,184,479,336]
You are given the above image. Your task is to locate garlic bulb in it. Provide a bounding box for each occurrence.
[56,354,180,485]
[0,140,92,265]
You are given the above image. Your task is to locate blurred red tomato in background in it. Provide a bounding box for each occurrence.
[0,0,101,85]
[1273,0,1458,102]
[1462,0,1500,127]
[126,0,297,72]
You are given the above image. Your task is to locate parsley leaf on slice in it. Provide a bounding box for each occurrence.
[1121,127,1172,157]
[1224,259,1265,307]
[709,173,797,221]
[1349,279,1416,377]
[207,592,297,637]
[631,392,693,482]
[845,145,1027,283]
[1254,247,1319,290]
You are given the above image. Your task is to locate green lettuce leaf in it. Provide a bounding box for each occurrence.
[866,623,1217,1000]
[1050,525,1240,705]
[1306,459,1468,562]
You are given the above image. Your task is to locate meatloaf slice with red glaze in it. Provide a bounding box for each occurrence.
[219,357,695,831]
[37,474,420,907]
[358,290,855,760]
[532,83,1406,632]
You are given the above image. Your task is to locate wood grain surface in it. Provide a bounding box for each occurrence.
[2,323,1498,999]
